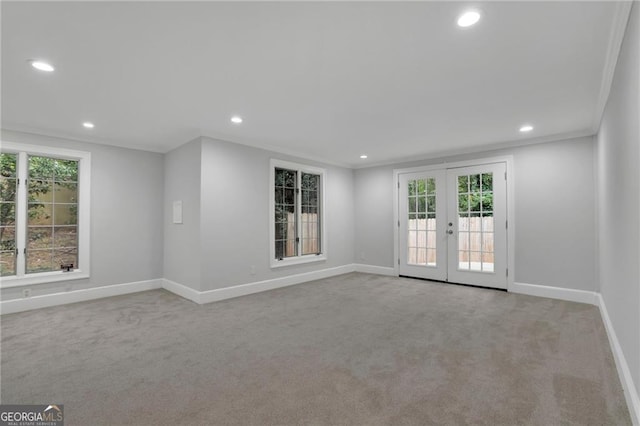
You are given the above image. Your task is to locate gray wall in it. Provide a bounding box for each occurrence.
[0,129,164,300]
[0,124,600,303]
[511,140,596,290]
[163,138,202,290]
[354,136,597,292]
[199,137,355,291]
[354,165,395,266]
[596,3,640,396]
[1,130,356,299]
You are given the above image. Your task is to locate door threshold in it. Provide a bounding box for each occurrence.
[399,275,507,292]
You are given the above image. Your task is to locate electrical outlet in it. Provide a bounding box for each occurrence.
[22,288,31,298]
[250,265,256,275]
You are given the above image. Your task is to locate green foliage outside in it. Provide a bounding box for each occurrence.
[408,178,436,197]
[457,174,493,217]
[407,174,493,219]
[408,178,436,219]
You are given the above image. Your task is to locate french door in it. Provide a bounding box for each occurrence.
[399,162,507,289]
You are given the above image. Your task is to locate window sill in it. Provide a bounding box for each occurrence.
[270,254,327,269]
[0,270,89,288]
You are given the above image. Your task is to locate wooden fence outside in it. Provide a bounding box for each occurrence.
[408,217,494,264]
[283,213,319,256]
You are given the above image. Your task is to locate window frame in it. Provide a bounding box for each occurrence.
[1,141,91,288]
[269,159,326,268]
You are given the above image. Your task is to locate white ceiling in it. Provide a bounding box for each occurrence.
[1,1,631,168]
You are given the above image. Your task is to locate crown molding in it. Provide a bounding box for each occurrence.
[592,1,634,133]
[352,129,595,170]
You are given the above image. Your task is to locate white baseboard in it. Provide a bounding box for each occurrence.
[196,264,356,304]
[0,265,359,314]
[162,278,201,304]
[511,282,598,305]
[596,294,640,425]
[0,279,163,315]
[353,264,396,276]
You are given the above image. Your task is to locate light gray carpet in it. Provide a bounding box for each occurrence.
[1,273,631,425]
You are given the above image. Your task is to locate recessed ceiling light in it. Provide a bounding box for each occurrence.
[519,125,534,132]
[230,116,243,124]
[457,11,481,28]
[360,155,368,159]
[29,60,55,72]
[83,122,95,129]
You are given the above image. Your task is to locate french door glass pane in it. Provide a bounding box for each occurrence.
[407,178,436,267]
[457,173,494,272]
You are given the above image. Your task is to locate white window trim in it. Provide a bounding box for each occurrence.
[269,159,327,269]
[0,141,91,288]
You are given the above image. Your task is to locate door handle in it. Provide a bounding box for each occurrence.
[447,229,454,235]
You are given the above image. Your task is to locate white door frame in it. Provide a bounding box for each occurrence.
[393,156,515,291]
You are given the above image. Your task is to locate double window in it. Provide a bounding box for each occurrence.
[270,159,325,267]
[0,142,90,287]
